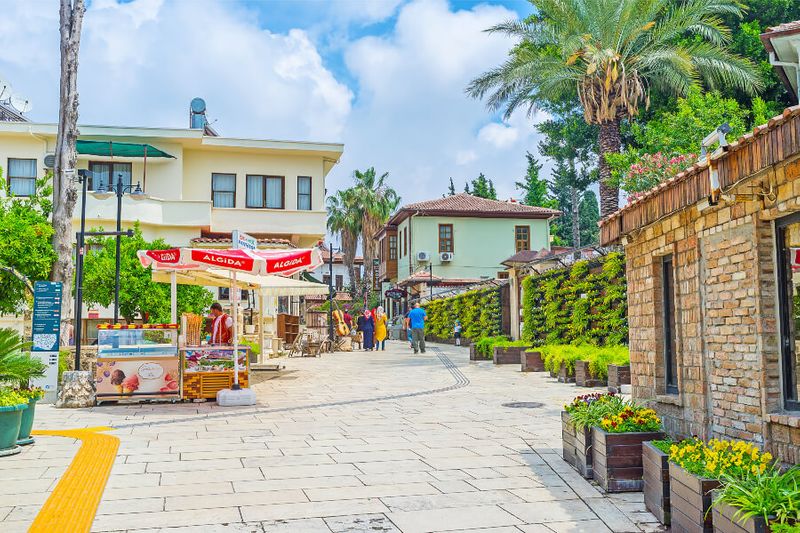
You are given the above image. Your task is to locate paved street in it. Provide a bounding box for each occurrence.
[1,342,662,533]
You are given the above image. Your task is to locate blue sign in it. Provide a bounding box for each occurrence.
[32,281,62,352]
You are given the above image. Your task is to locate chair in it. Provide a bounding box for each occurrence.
[286,333,304,357]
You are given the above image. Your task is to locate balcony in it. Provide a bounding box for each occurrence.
[75,195,212,229]
[210,208,327,241]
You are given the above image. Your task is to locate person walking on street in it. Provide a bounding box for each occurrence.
[357,309,375,351]
[453,319,462,346]
[374,306,388,351]
[404,309,413,348]
[408,303,427,354]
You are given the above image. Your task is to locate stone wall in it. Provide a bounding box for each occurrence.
[624,154,800,464]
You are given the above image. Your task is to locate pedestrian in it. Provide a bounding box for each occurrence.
[209,302,233,345]
[343,306,353,330]
[453,319,462,346]
[356,309,375,351]
[374,306,388,351]
[403,309,413,348]
[408,302,427,354]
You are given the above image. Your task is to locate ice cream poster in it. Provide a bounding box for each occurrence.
[95,358,180,397]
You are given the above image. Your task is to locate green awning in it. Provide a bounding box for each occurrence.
[76,140,175,158]
[301,272,324,284]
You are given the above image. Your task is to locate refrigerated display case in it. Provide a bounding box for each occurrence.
[180,345,250,400]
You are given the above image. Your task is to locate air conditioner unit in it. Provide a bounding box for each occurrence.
[416,251,430,262]
[439,252,454,262]
[43,154,55,169]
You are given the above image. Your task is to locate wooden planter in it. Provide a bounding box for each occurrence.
[607,364,631,394]
[469,344,478,361]
[668,462,721,533]
[643,441,671,526]
[521,351,544,372]
[711,495,778,533]
[561,411,593,478]
[592,427,665,492]
[575,360,607,387]
[493,345,530,365]
[558,362,575,383]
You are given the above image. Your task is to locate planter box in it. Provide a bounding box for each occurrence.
[561,411,593,478]
[558,362,575,383]
[712,496,774,533]
[669,462,720,533]
[469,345,478,361]
[575,360,607,387]
[607,365,631,394]
[592,427,665,492]
[643,441,670,525]
[521,351,545,372]
[549,368,558,378]
[493,345,530,365]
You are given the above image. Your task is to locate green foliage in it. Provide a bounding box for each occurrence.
[522,252,627,346]
[566,393,628,430]
[447,177,456,196]
[539,344,588,375]
[0,388,26,407]
[651,439,673,454]
[713,468,800,527]
[473,336,510,359]
[58,349,70,381]
[0,329,45,388]
[424,287,503,343]
[82,224,213,323]
[515,152,557,208]
[588,345,631,380]
[469,173,497,200]
[238,337,261,357]
[0,172,57,313]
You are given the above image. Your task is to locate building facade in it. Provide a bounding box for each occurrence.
[599,106,800,464]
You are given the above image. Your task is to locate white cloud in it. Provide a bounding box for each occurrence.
[478,122,519,149]
[455,150,478,165]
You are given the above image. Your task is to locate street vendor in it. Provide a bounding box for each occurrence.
[210,302,233,345]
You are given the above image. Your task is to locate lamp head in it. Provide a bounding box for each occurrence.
[130,182,146,201]
[91,183,113,200]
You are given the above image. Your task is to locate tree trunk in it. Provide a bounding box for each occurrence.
[361,214,380,293]
[570,185,580,255]
[341,230,357,294]
[598,119,621,219]
[51,0,85,345]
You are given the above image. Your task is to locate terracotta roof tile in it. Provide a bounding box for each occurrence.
[388,193,560,225]
[191,236,294,247]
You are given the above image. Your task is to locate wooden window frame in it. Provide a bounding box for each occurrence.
[7,157,37,197]
[211,172,236,208]
[515,225,530,252]
[87,161,132,191]
[438,224,454,253]
[246,174,285,209]
[404,227,408,257]
[776,212,800,411]
[296,176,312,211]
[389,235,397,260]
[661,254,679,395]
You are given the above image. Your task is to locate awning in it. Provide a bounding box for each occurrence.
[151,269,330,297]
[76,140,175,158]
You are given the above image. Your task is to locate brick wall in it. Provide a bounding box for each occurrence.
[623,154,800,464]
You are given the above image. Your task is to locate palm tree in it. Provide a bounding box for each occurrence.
[0,329,45,388]
[326,189,361,292]
[466,0,762,218]
[352,168,400,288]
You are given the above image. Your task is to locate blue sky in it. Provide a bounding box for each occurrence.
[0,0,549,205]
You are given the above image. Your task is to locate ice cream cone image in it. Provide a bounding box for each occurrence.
[110,370,126,394]
[114,385,123,393]
[121,374,139,394]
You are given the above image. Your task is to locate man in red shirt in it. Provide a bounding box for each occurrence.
[210,302,233,345]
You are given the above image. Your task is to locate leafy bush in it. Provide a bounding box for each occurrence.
[0,388,27,407]
[425,287,502,341]
[473,336,509,359]
[0,328,46,388]
[58,349,70,381]
[540,344,586,374]
[588,345,630,380]
[713,467,800,528]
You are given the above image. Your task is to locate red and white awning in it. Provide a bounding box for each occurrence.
[137,247,323,277]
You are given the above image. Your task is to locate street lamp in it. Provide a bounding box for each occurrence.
[327,243,340,346]
[93,174,146,323]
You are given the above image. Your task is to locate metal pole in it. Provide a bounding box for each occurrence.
[113,176,123,323]
[327,242,334,344]
[429,264,433,301]
[170,270,177,324]
[73,173,88,371]
[232,271,240,389]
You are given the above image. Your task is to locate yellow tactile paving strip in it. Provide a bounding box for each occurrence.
[28,427,119,533]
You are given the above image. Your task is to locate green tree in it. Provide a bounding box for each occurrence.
[470,173,497,199]
[579,190,600,246]
[0,172,57,314]
[326,188,361,290]
[516,151,557,208]
[447,177,456,196]
[547,161,596,248]
[467,0,762,218]
[82,225,213,323]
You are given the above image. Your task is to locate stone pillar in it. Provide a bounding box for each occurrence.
[56,370,95,408]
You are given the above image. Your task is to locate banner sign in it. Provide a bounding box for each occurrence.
[385,288,407,300]
[32,281,62,352]
[232,229,257,251]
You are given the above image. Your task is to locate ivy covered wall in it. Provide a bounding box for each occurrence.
[424,287,503,341]
[521,252,627,346]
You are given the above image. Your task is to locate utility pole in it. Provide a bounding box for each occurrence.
[429,263,433,301]
[327,242,334,344]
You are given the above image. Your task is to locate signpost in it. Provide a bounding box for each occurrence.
[372,258,380,290]
[233,229,257,251]
[31,281,62,403]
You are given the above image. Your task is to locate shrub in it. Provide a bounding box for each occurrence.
[425,287,502,341]
[588,345,630,380]
[713,467,800,528]
[473,336,509,358]
[565,392,628,430]
[0,388,27,407]
[669,438,774,480]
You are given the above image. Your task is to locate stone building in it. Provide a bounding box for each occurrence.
[599,106,800,464]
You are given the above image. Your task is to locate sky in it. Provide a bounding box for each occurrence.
[0,0,552,205]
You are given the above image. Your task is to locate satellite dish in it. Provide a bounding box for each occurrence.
[44,154,55,169]
[190,98,206,113]
[9,95,30,114]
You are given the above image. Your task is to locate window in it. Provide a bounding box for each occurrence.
[399,231,403,258]
[7,158,36,196]
[218,288,248,301]
[515,225,530,252]
[777,213,800,410]
[211,173,236,208]
[322,274,331,286]
[404,227,408,257]
[438,224,454,253]
[661,255,678,394]
[88,162,131,191]
[389,235,397,260]
[297,176,312,210]
[335,275,343,290]
[246,175,284,209]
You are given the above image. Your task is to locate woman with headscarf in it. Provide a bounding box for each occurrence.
[374,306,388,351]
[356,309,375,351]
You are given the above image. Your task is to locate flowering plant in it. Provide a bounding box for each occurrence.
[669,438,774,480]
[564,392,616,414]
[599,405,661,433]
[621,152,696,198]
[566,393,628,430]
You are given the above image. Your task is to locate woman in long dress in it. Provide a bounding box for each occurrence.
[374,306,388,351]
[357,309,375,351]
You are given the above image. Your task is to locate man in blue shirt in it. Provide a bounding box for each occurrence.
[408,303,427,354]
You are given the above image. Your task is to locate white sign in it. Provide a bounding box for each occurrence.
[232,230,257,251]
[31,351,59,403]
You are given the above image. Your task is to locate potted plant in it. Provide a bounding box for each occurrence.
[668,438,774,532]
[492,340,532,365]
[522,348,545,372]
[711,467,799,533]
[0,388,28,456]
[593,405,664,492]
[574,359,605,387]
[0,329,47,446]
[16,387,44,445]
[643,439,672,525]
[562,392,625,479]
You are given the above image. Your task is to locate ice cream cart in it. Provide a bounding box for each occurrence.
[180,345,250,400]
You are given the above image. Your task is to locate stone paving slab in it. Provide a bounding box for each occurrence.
[0,342,664,532]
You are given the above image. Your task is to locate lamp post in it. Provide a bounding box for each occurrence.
[327,243,340,344]
[93,174,146,323]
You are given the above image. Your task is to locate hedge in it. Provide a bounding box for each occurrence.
[536,344,629,378]
[424,286,502,342]
[521,252,627,347]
